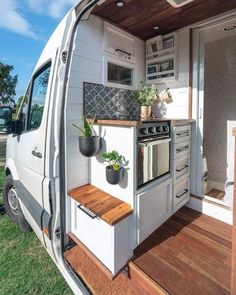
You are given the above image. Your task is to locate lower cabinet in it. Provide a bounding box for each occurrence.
[172,124,192,213]
[137,177,172,244]
[70,199,133,275]
[173,177,190,212]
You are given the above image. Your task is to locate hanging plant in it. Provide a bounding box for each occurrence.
[72,116,101,157]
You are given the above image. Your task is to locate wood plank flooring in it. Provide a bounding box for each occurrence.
[131,206,232,295]
[207,188,225,200]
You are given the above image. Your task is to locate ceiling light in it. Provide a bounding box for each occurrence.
[154,26,159,30]
[116,0,124,7]
[224,25,236,32]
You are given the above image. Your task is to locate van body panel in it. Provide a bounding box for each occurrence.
[5,156,19,181]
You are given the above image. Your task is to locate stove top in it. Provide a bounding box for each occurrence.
[137,120,171,139]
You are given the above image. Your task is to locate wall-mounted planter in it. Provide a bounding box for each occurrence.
[106,166,124,185]
[79,136,101,157]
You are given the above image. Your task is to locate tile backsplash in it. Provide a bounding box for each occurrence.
[83,82,140,120]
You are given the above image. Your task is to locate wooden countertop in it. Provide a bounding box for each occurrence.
[91,119,138,127]
[90,118,194,127]
[68,184,133,226]
[170,119,195,126]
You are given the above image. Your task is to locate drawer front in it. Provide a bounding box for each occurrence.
[173,177,190,208]
[172,141,190,159]
[173,125,191,144]
[174,155,190,184]
[137,177,172,244]
[71,200,112,269]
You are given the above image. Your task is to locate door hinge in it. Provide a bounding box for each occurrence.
[61,50,67,63]
[55,227,61,240]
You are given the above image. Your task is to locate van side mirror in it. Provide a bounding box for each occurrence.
[0,106,13,134]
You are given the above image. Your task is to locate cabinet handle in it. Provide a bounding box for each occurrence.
[77,205,97,219]
[176,189,189,198]
[176,146,189,153]
[176,165,189,172]
[176,131,189,137]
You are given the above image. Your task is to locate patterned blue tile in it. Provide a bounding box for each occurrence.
[83,82,140,120]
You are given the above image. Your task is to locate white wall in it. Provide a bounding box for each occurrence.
[90,125,136,206]
[203,35,236,185]
[66,15,145,191]
[153,28,190,119]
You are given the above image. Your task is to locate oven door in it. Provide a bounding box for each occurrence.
[138,138,171,187]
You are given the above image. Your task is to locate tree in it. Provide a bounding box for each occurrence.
[0,62,18,106]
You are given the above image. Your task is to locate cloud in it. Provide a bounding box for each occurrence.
[27,0,77,19]
[0,0,37,39]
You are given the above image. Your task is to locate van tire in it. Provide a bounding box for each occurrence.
[3,175,31,231]
[3,174,19,223]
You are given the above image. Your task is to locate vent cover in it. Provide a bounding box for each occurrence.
[166,0,194,8]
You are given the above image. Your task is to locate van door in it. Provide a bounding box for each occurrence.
[15,61,52,243]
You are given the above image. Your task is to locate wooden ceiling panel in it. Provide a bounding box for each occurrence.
[92,0,236,40]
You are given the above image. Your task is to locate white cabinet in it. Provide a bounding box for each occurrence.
[103,22,137,89]
[171,124,191,212]
[71,199,133,275]
[173,177,190,209]
[137,177,172,244]
[146,33,177,84]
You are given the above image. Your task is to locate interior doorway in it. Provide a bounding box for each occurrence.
[192,14,236,208]
[203,28,236,206]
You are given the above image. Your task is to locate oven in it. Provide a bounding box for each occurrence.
[137,121,171,187]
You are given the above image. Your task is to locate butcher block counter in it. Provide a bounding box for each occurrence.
[90,118,194,127]
[68,184,133,226]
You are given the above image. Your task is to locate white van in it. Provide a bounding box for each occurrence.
[0,1,235,294]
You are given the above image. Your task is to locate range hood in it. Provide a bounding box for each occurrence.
[166,0,194,8]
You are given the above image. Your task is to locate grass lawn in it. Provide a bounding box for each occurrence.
[0,167,73,295]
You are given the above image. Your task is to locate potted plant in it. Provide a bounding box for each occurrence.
[72,116,100,157]
[102,150,127,185]
[138,81,157,119]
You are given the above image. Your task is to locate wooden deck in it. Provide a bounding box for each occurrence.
[64,206,232,295]
[130,206,232,295]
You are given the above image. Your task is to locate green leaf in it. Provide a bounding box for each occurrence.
[72,116,93,137]
[102,150,127,169]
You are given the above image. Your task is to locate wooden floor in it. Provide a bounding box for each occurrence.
[131,206,232,295]
[207,188,225,200]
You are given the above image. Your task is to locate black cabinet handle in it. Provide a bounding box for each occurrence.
[176,165,189,172]
[176,131,189,137]
[77,204,97,219]
[176,146,189,153]
[176,189,189,199]
[32,150,42,158]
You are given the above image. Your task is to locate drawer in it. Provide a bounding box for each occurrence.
[172,141,190,159]
[70,199,132,274]
[173,177,190,211]
[173,125,191,144]
[174,155,190,184]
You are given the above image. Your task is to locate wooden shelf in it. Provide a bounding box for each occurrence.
[146,53,175,64]
[68,184,133,226]
[146,47,175,58]
[147,69,174,77]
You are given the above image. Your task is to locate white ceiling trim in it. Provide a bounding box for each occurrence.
[165,0,194,8]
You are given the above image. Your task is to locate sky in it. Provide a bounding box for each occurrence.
[0,0,78,100]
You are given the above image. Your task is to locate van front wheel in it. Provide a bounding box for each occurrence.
[3,174,19,223]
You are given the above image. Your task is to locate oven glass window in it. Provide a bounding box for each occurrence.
[108,62,133,86]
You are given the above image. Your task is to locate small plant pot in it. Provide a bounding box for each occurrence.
[79,136,101,157]
[140,105,151,120]
[106,166,123,185]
